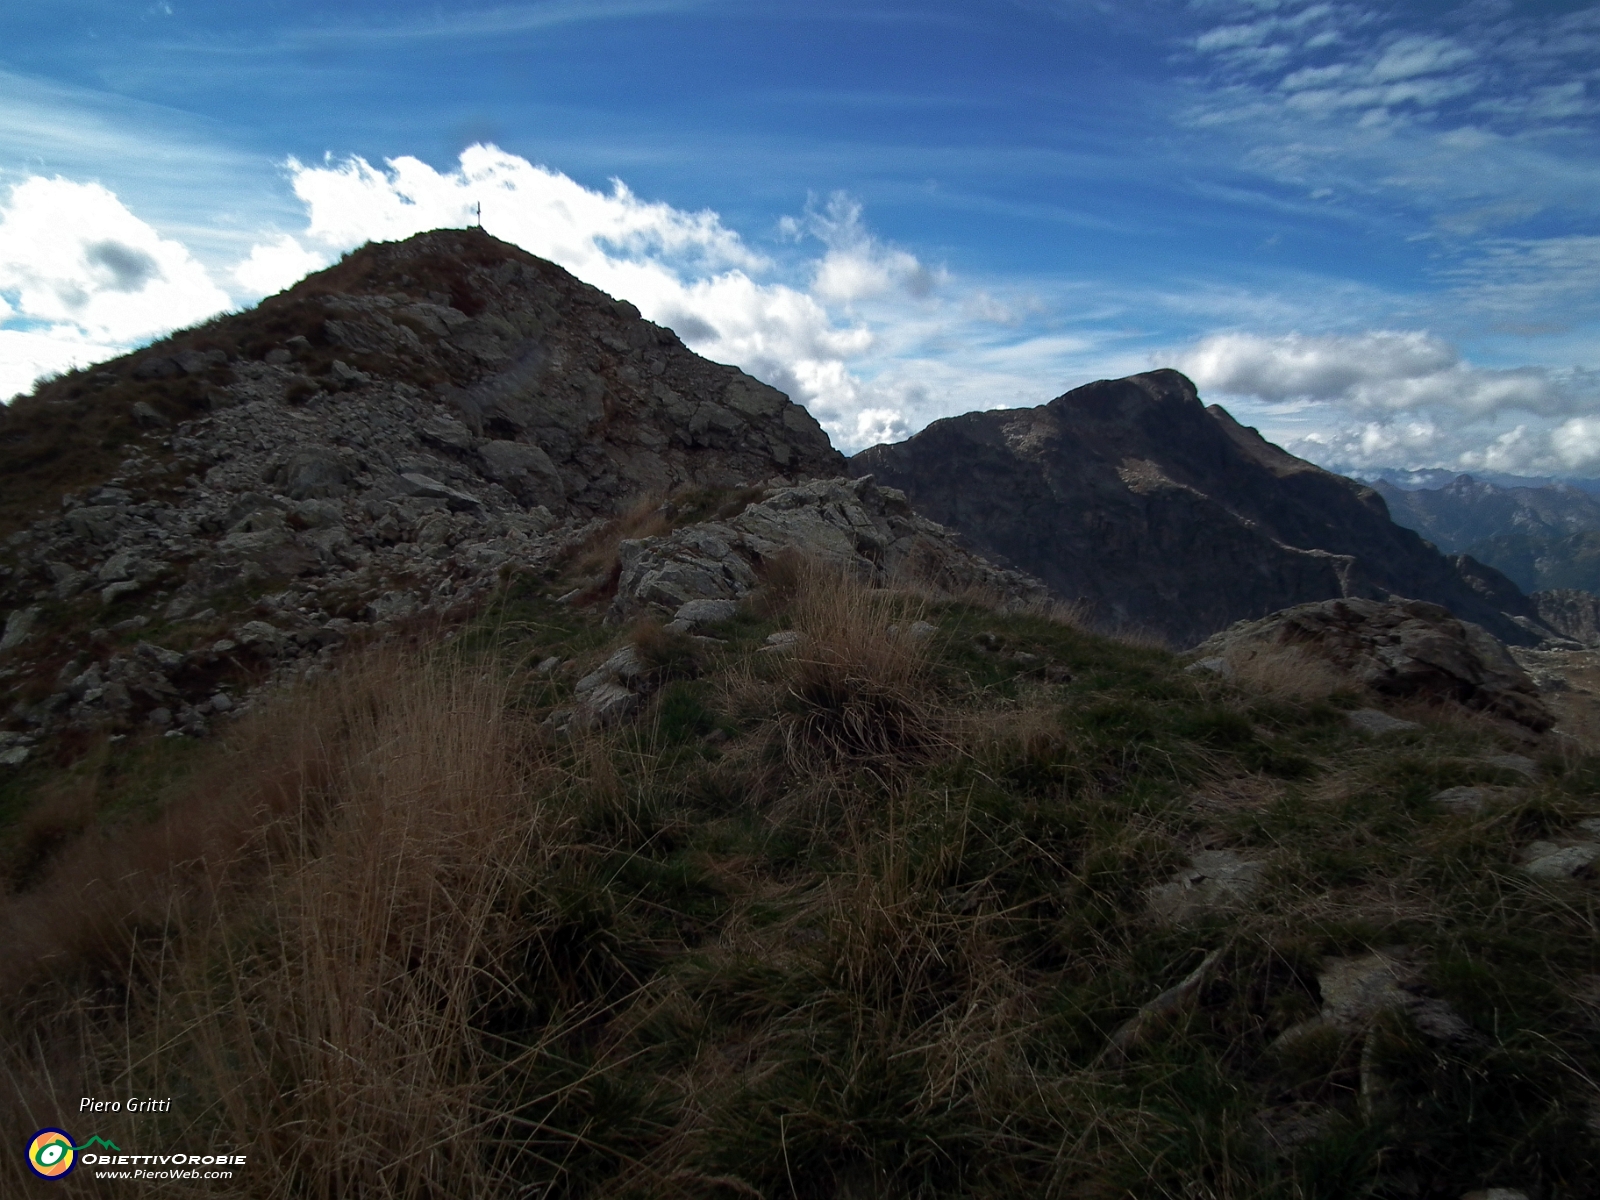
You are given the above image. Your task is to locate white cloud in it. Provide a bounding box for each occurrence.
[1180,327,1600,477]
[0,176,230,343]
[232,233,328,297]
[1294,414,1600,478]
[785,193,943,305]
[1436,235,1600,330]
[0,175,232,397]
[1178,329,1587,417]
[0,148,1033,450]
[1183,1,1600,238]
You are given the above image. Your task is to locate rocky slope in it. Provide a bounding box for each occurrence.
[0,229,1038,756]
[851,370,1552,648]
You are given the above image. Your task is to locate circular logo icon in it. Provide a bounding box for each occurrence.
[27,1129,76,1179]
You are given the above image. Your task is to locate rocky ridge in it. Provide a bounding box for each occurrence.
[0,229,1036,758]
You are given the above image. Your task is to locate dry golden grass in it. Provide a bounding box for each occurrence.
[1,649,548,1197]
[1217,639,1351,701]
[741,559,948,789]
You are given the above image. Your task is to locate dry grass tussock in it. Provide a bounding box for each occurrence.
[2,649,549,1197]
[726,559,948,788]
[1215,639,1351,701]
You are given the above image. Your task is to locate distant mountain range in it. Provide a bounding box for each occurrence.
[1373,475,1600,594]
[1356,467,1600,494]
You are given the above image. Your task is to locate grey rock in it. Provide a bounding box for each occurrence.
[398,473,481,511]
[1347,708,1422,736]
[1275,950,1474,1053]
[329,359,371,387]
[209,692,234,713]
[136,641,185,673]
[148,707,173,728]
[98,549,141,582]
[367,591,419,623]
[131,400,170,429]
[1,606,41,652]
[1484,753,1538,778]
[1317,952,1414,1030]
[291,499,345,529]
[420,415,476,453]
[51,568,93,601]
[1522,841,1599,879]
[1146,849,1266,923]
[0,745,30,767]
[65,505,125,543]
[576,644,652,695]
[673,598,740,627]
[100,580,142,606]
[611,476,1048,623]
[1199,598,1552,731]
[478,440,565,510]
[574,680,640,723]
[234,621,285,651]
[1185,655,1235,679]
[271,450,352,500]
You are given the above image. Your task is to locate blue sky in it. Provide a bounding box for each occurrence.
[1,1,1598,474]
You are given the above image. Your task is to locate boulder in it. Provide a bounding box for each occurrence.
[477,440,565,510]
[270,450,352,500]
[1521,840,1600,879]
[1,606,40,652]
[1274,949,1473,1051]
[1347,708,1421,736]
[1195,598,1553,731]
[398,473,482,511]
[610,476,1050,622]
[1146,849,1265,923]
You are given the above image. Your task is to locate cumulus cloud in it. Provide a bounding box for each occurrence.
[1291,415,1600,477]
[0,149,1000,448]
[1178,330,1587,417]
[0,175,231,397]
[232,233,328,297]
[783,193,943,305]
[1180,328,1600,476]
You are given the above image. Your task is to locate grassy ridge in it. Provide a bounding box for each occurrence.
[2,563,1598,1198]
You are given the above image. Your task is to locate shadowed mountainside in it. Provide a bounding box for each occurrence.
[851,370,1548,647]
